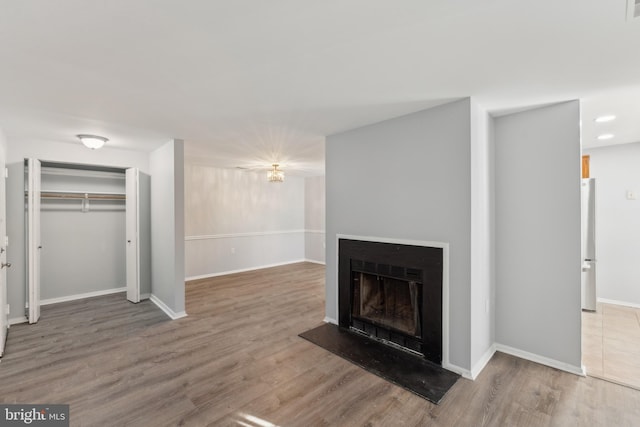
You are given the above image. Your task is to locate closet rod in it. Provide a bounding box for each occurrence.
[35,192,126,201]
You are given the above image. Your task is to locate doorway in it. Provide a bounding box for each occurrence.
[580,144,640,389]
[582,303,640,389]
[24,160,150,324]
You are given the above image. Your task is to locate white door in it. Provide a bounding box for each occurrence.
[0,147,8,356]
[27,158,41,324]
[126,168,150,304]
[126,168,140,303]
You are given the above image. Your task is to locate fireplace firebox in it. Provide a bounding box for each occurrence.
[339,239,443,364]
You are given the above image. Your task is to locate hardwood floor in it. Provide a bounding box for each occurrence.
[583,302,640,389]
[1,262,640,426]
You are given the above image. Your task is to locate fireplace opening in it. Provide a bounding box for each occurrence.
[352,272,422,337]
[352,270,422,336]
[339,239,443,364]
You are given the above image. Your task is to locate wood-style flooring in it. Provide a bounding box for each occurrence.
[582,302,640,390]
[1,262,639,426]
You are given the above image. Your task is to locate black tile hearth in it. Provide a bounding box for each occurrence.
[299,323,459,404]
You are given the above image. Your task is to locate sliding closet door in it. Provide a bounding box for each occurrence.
[126,168,150,303]
[27,158,41,323]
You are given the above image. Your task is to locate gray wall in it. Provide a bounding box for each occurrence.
[139,171,152,297]
[184,164,305,278]
[326,99,473,370]
[150,139,185,315]
[494,101,582,369]
[304,175,325,263]
[41,210,125,299]
[584,142,640,306]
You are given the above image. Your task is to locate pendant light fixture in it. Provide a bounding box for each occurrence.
[267,164,284,183]
[77,134,108,150]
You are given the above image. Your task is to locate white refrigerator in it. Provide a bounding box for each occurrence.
[581,178,597,311]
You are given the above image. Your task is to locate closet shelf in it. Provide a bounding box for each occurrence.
[26,191,126,201]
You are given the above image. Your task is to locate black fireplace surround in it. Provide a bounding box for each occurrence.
[339,239,443,365]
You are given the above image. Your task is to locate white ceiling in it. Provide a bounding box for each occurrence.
[1,0,640,175]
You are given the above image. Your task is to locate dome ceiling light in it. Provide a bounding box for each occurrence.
[77,134,108,150]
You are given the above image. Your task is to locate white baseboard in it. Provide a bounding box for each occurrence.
[185,259,308,281]
[40,287,127,306]
[597,297,640,309]
[140,293,150,300]
[8,316,27,326]
[442,361,473,380]
[470,344,497,380]
[495,343,585,376]
[149,294,187,320]
[304,259,326,265]
[323,316,338,325]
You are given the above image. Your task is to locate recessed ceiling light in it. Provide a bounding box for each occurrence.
[597,133,615,140]
[594,115,616,123]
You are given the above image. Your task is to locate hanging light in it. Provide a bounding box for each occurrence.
[77,134,108,150]
[267,164,284,183]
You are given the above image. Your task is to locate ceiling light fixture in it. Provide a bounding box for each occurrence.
[77,134,108,150]
[597,133,615,140]
[267,164,284,183]
[594,115,616,123]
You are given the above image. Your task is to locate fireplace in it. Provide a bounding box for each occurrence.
[339,239,443,364]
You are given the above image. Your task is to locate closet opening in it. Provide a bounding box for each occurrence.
[24,159,150,324]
